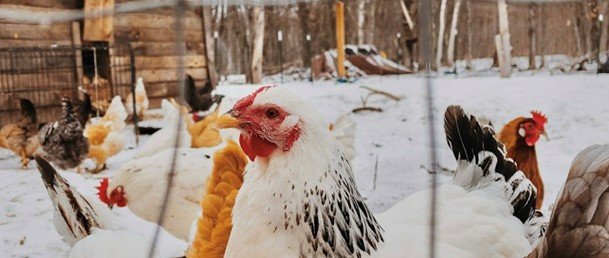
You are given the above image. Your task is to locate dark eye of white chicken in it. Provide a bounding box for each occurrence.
[266,108,278,118]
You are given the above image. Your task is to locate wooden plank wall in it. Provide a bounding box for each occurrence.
[0,1,79,124]
[112,2,208,108]
[0,2,76,48]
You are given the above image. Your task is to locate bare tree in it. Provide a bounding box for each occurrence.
[251,6,265,84]
[465,0,472,70]
[447,0,462,66]
[436,0,448,69]
[497,0,512,78]
[528,3,536,70]
[357,0,367,45]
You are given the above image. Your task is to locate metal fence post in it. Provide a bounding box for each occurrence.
[129,44,139,145]
[278,30,284,84]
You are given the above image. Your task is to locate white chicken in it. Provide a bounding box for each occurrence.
[135,99,191,158]
[126,77,149,118]
[33,155,186,258]
[216,86,545,258]
[98,146,222,241]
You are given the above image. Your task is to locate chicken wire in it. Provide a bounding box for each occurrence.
[0,1,440,257]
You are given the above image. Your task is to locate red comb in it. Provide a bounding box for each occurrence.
[96,177,111,205]
[530,110,548,127]
[233,85,275,111]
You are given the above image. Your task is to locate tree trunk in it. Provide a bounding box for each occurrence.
[465,0,472,70]
[573,8,583,57]
[201,6,218,87]
[528,3,536,70]
[297,2,311,67]
[357,0,366,45]
[583,3,593,56]
[446,0,462,66]
[365,0,377,45]
[598,1,609,54]
[435,0,448,69]
[539,4,545,68]
[250,6,265,84]
[497,0,512,78]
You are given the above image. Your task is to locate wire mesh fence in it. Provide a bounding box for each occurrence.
[0,44,134,125]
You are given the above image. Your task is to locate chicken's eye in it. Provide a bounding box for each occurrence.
[266,108,278,118]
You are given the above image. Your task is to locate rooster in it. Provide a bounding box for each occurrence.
[215,86,545,257]
[84,96,128,172]
[97,145,222,241]
[33,154,185,258]
[498,111,548,209]
[126,77,149,119]
[38,97,89,170]
[0,98,39,169]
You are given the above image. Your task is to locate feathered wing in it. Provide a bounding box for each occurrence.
[329,113,356,161]
[444,105,537,223]
[187,140,248,258]
[528,145,609,258]
[34,155,104,245]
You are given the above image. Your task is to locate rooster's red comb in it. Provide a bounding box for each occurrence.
[96,177,111,205]
[233,85,276,111]
[530,110,548,128]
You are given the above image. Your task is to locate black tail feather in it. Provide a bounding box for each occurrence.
[444,105,536,223]
[19,98,37,124]
[77,92,93,127]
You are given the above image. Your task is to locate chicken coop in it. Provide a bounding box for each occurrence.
[0,0,212,125]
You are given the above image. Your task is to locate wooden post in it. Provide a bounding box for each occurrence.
[599,2,609,54]
[573,11,583,57]
[528,3,536,70]
[83,0,115,42]
[335,1,346,79]
[539,4,546,68]
[436,0,448,70]
[465,0,472,70]
[71,21,84,95]
[497,0,512,78]
[447,0,462,66]
[251,6,265,84]
[201,7,218,87]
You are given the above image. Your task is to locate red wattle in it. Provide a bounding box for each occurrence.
[239,133,277,161]
[240,134,256,161]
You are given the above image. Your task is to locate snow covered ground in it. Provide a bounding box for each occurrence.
[1,73,608,257]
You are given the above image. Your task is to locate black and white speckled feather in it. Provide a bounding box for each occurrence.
[38,98,89,170]
[298,148,384,257]
[444,105,543,239]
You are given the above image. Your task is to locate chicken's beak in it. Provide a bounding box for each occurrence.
[108,204,114,209]
[216,110,240,129]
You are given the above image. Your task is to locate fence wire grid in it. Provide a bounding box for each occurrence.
[0,0,443,257]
